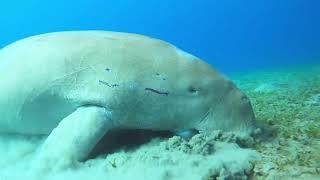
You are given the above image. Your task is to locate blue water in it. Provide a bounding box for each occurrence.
[0,0,319,72]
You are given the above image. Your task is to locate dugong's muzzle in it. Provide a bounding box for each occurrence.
[226,88,256,133]
[198,85,256,136]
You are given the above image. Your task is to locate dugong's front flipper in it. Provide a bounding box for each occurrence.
[33,106,113,171]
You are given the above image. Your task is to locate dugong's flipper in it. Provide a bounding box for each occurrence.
[34,106,113,171]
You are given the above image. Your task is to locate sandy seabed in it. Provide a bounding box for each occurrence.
[0,64,319,180]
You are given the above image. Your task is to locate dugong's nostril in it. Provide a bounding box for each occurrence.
[241,95,250,103]
[225,80,235,91]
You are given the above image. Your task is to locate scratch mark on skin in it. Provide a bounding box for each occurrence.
[145,88,169,96]
[200,108,211,123]
[99,80,119,87]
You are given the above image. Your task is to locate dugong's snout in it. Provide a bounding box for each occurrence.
[227,89,256,134]
[221,87,256,135]
[196,83,256,136]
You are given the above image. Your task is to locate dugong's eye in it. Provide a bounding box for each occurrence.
[188,86,199,94]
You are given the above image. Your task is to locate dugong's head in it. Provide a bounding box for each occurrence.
[171,50,256,136]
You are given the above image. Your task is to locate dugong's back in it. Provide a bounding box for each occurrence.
[0,31,184,134]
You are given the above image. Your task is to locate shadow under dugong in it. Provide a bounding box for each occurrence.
[0,31,256,169]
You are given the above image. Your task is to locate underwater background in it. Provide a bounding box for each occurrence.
[0,0,319,180]
[0,0,319,72]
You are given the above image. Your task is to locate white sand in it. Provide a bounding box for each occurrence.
[0,131,258,180]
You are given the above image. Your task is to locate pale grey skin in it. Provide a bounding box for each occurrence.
[0,31,255,167]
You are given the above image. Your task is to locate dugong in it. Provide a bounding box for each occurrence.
[0,31,255,166]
